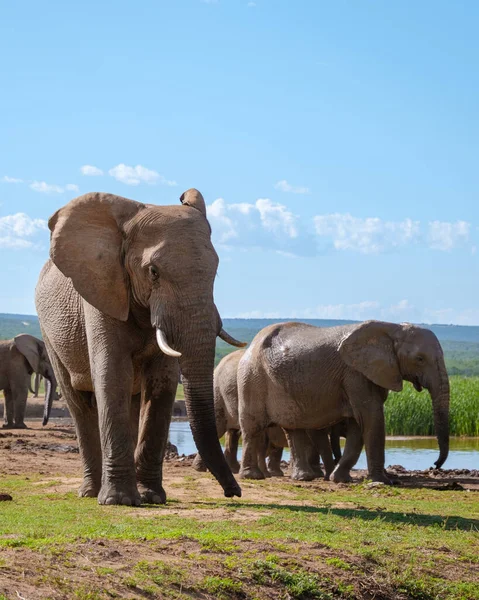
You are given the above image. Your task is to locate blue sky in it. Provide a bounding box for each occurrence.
[1,0,478,324]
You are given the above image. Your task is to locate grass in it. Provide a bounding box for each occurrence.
[0,474,478,599]
[386,377,479,436]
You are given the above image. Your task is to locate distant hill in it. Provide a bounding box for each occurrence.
[0,313,42,340]
[2,313,479,376]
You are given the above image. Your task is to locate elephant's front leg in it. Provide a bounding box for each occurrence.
[94,354,140,506]
[361,404,392,484]
[135,354,178,504]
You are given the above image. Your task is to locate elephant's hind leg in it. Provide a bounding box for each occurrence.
[2,389,14,428]
[135,353,179,504]
[331,419,362,484]
[224,429,241,473]
[266,443,284,477]
[286,429,321,481]
[44,339,102,498]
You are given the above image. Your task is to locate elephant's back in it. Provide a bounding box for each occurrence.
[256,322,345,396]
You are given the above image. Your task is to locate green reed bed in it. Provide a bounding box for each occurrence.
[386,376,479,437]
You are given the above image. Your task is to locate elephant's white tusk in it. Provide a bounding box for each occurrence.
[219,328,247,348]
[156,328,182,358]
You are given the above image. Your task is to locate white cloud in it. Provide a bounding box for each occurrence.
[207,197,310,255]
[80,165,103,176]
[108,164,177,186]
[428,220,470,251]
[201,0,218,3]
[30,181,78,194]
[274,179,310,194]
[30,181,65,194]
[2,176,23,184]
[256,198,298,238]
[247,1,257,5]
[314,213,421,254]
[0,213,48,249]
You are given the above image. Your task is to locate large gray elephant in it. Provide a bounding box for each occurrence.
[238,320,449,484]
[35,189,244,506]
[193,349,336,480]
[0,334,58,428]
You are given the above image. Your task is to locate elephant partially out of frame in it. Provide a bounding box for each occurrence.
[238,320,449,484]
[192,349,338,480]
[36,189,244,506]
[0,334,58,428]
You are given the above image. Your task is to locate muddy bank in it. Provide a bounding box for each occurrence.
[1,422,477,492]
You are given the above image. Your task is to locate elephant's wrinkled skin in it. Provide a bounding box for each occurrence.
[238,320,449,484]
[0,334,58,428]
[193,349,336,480]
[35,189,243,506]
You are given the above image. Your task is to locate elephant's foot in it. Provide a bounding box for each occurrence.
[225,459,241,474]
[330,468,353,484]
[312,465,325,478]
[291,468,317,481]
[192,454,207,472]
[267,468,284,478]
[2,423,14,429]
[138,483,166,505]
[78,478,100,498]
[98,482,141,506]
[239,466,265,480]
[369,471,393,485]
[2,422,28,430]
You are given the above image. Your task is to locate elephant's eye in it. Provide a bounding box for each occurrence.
[149,265,159,281]
[416,355,425,364]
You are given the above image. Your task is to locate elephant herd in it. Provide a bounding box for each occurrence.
[0,189,450,506]
[193,319,449,485]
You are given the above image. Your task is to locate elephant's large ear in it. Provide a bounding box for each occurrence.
[179,188,207,217]
[49,192,145,321]
[14,334,43,373]
[339,321,403,392]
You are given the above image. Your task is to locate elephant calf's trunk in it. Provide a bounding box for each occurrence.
[42,378,53,426]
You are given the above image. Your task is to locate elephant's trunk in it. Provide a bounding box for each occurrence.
[179,339,241,497]
[429,359,450,469]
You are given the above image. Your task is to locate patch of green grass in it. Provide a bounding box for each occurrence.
[386,377,479,436]
[251,559,333,599]
[1,474,478,599]
[201,576,244,598]
[325,557,351,570]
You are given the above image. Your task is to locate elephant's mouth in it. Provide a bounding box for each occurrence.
[413,378,423,392]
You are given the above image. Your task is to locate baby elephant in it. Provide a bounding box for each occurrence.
[0,334,58,428]
[238,320,449,484]
[193,349,336,480]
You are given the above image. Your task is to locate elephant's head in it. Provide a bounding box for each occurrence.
[48,189,245,497]
[339,320,449,469]
[14,334,58,424]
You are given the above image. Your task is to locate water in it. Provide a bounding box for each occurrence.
[169,421,479,471]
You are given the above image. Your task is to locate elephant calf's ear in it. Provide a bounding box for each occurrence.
[14,334,43,373]
[339,321,403,392]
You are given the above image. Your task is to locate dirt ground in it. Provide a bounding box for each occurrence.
[1,419,478,494]
[1,419,478,600]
